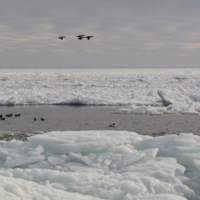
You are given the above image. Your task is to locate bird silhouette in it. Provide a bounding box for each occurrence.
[108,123,116,128]
[58,36,65,40]
[77,35,85,40]
[6,113,12,117]
[85,36,93,40]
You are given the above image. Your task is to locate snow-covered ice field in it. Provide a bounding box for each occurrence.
[1,68,200,199]
[1,68,200,114]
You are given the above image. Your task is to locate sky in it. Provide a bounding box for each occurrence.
[1,0,200,68]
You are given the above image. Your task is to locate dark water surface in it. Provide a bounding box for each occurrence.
[0,105,200,137]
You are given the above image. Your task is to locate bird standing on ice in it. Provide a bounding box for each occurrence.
[58,36,65,40]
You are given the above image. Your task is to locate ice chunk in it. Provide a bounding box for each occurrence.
[121,180,147,195]
[48,156,66,166]
[135,135,177,150]
[112,151,145,169]
[130,194,187,200]
[5,155,46,168]
[69,152,92,165]
[158,90,173,106]
[0,175,102,200]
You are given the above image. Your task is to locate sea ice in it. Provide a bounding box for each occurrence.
[0,130,199,199]
[1,68,200,114]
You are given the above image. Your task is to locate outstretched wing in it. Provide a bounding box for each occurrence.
[58,36,65,40]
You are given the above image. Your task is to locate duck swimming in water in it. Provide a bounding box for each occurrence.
[108,123,116,128]
[6,113,12,117]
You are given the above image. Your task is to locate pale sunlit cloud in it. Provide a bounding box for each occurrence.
[183,32,200,40]
[182,43,200,51]
[25,49,37,53]
[145,43,163,50]
[85,49,100,53]
[53,49,74,53]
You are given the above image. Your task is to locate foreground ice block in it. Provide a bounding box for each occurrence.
[0,130,199,199]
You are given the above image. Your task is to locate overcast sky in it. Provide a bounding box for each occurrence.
[1,0,200,68]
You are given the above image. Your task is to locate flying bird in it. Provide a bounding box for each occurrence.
[58,36,65,40]
[77,35,85,40]
[85,36,93,40]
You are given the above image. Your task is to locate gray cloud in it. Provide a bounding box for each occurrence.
[1,0,200,68]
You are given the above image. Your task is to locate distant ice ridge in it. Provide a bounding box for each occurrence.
[1,68,200,113]
[0,130,200,199]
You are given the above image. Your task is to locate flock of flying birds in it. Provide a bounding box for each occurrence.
[58,35,94,41]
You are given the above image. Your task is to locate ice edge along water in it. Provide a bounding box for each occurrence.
[1,68,200,114]
[0,130,200,200]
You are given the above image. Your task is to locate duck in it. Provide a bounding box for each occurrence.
[34,117,37,121]
[41,118,45,121]
[77,35,85,40]
[58,36,65,40]
[84,36,93,40]
[14,114,20,117]
[6,113,12,117]
[108,123,116,128]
